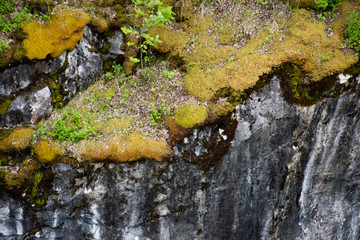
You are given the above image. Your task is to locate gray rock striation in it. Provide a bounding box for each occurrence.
[1,75,360,239]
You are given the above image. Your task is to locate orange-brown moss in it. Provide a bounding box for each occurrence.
[23,10,91,60]
[78,132,172,162]
[174,103,208,129]
[0,128,34,153]
[33,139,63,163]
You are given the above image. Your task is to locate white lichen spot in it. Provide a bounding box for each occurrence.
[219,128,227,140]
[338,73,351,84]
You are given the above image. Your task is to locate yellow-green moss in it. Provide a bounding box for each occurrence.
[0,128,34,153]
[90,17,108,33]
[175,103,208,129]
[0,43,26,69]
[23,10,91,60]
[2,159,39,191]
[78,132,172,162]
[0,99,11,115]
[98,118,132,135]
[149,25,189,55]
[208,102,235,120]
[33,139,63,163]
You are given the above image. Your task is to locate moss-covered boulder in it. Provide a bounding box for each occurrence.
[23,10,91,60]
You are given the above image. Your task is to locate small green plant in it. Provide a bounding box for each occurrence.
[315,0,341,12]
[38,13,51,21]
[121,0,175,69]
[257,0,268,5]
[346,10,360,52]
[0,38,8,52]
[321,53,330,62]
[0,6,31,33]
[162,70,175,79]
[52,109,95,142]
[149,103,169,124]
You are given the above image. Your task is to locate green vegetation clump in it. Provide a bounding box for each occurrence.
[346,10,360,52]
[121,0,175,70]
[52,109,96,142]
[315,0,341,12]
[0,0,31,34]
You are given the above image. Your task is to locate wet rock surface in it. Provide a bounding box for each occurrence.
[1,76,360,239]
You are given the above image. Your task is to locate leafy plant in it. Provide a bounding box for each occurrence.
[346,10,360,52]
[321,53,330,62]
[0,38,8,52]
[0,5,31,33]
[52,109,95,142]
[315,0,341,12]
[121,0,175,69]
[162,70,175,79]
[149,103,169,124]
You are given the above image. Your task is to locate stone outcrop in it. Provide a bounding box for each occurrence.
[1,75,359,239]
[0,26,123,128]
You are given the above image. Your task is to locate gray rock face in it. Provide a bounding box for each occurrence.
[0,64,35,98]
[4,86,52,126]
[0,26,124,127]
[1,76,360,240]
[106,30,125,58]
[63,26,103,100]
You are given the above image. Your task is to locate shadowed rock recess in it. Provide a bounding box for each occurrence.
[1,75,360,239]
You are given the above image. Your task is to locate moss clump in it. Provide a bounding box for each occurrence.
[78,132,172,162]
[0,128,34,153]
[175,103,208,129]
[97,118,132,135]
[33,139,63,163]
[1,159,39,192]
[208,102,235,121]
[0,43,25,69]
[23,10,91,60]
[90,17,109,33]
[0,99,12,115]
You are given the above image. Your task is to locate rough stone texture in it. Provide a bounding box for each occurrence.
[1,76,360,239]
[0,64,35,98]
[0,26,123,128]
[106,30,125,58]
[63,26,103,100]
[3,87,52,126]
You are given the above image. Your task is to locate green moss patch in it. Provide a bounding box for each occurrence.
[175,103,208,129]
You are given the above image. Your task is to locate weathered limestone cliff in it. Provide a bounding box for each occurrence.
[1,0,360,239]
[1,75,360,239]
